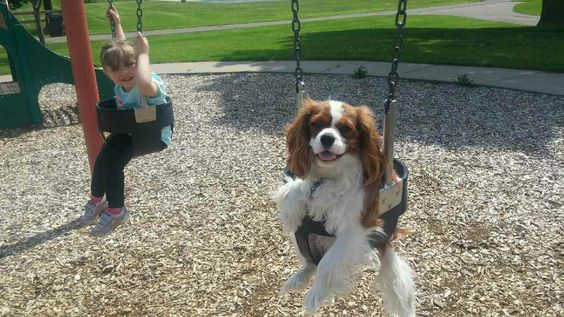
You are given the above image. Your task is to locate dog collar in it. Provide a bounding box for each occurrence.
[309,179,324,199]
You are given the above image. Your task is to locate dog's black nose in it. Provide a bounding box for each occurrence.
[320,134,335,149]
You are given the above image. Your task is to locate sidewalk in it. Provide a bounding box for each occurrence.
[408,0,538,26]
[2,61,561,96]
[152,61,563,96]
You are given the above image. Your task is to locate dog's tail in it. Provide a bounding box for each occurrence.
[376,246,416,317]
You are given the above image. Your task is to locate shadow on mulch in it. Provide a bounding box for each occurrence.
[196,72,563,156]
[0,218,82,259]
[0,105,82,140]
[3,72,562,156]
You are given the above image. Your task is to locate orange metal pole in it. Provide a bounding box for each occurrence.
[61,0,103,173]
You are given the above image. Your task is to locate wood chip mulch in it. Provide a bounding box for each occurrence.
[1,73,562,316]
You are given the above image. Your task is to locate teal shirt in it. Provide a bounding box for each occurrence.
[113,72,172,145]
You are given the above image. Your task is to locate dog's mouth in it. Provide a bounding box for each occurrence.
[316,150,343,162]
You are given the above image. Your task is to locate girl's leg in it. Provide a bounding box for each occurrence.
[81,141,111,225]
[90,142,110,198]
[103,133,133,209]
[90,134,133,236]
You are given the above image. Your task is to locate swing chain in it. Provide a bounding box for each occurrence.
[382,0,407,186]
[107,0,116,39]
[291,0,305,95]
[385,0,407,114]
[107,0,143,37]
[136,0,143,33]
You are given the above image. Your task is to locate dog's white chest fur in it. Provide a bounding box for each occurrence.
[304,155,365,234]
[307,177,364,235]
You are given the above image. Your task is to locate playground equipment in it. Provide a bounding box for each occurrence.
[96,0,175,157]
[97,97,174,157]
[286,0,410,264]
[0,2,113,129]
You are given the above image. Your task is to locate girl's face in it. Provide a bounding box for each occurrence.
[104,62,136,91]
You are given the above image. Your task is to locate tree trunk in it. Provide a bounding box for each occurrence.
[32,0,45,44]
[43,0,52,38]
[537,0,564,28]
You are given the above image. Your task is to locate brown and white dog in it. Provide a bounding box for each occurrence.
[273,98,416,316]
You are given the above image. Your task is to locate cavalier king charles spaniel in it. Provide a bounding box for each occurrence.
[273,98,416,316]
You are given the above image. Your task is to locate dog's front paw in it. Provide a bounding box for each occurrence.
[273,179,307,233]
[280,267,315,294]
[280,210,305,233]
[304,284,330,314]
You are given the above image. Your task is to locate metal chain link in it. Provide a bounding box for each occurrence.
[136,0,143,33]
[382,0,407,186]
[107,0,116,39]
[107,0,143,38]
[384,0,407,114]
[291,0,305,96]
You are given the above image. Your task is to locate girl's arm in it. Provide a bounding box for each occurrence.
[107,6,126,41]
[135,32,159,97]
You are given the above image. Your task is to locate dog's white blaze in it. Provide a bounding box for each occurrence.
[329,100,344,127]
[309,101,346,156]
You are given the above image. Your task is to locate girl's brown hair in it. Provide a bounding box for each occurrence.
[100,40,136,71]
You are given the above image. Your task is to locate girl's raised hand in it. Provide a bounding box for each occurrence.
[106,5,120,25]
[135,32,149,55]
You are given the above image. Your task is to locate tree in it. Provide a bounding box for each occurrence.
[7,0,52,11]
[7,0,31,10]
[538,0,564,28]
[7,0,46,44]
[30,0,46,44]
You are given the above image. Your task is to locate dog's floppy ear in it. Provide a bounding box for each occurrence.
[356,106,385,186]
[285,98,315,178]
[357,106,385,228]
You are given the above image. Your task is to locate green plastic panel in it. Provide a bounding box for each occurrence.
[0,3,113,128]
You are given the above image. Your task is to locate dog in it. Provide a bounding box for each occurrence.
[273,98,416,316]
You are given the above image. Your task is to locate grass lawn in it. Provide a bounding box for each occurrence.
[138,16,563,73]
[513,0,542,16]
[11,0,479,35]
[3,14,560,75]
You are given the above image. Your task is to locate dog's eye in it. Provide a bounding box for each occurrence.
[338,125,351,134]
[310,120,321,129]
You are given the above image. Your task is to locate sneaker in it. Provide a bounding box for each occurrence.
[90,208,129,237]
[80,198,108,225]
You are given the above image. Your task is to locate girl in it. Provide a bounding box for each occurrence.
[81,6,172,236]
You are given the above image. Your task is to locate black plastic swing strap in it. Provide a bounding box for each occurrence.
[96,97,174,157]
[295,216,332,265]
[294,159,408,265]
[370,159,409,247]
[96,97,174,134]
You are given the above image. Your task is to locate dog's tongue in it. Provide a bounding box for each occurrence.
[318,151,336,161]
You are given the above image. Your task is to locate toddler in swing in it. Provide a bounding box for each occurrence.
[80,6,172,236]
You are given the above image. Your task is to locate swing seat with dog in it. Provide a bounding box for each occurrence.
[286,0,409,265]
